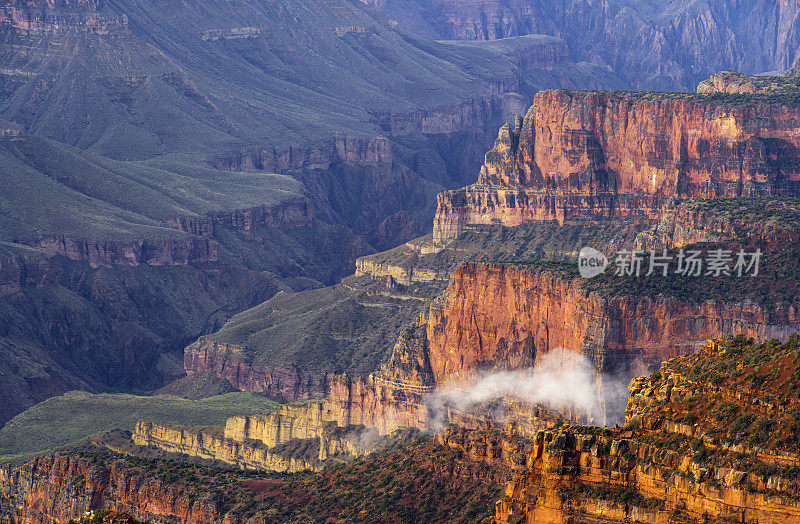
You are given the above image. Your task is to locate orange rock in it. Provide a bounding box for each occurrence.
[435,89,800,242]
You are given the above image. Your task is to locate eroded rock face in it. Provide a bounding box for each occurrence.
[363,0,800,91]
[208,136,392,173]
[133,420,320,472]
[634,198,800,251]
[131,397,427,472]
[0,454,220,523]
[183,339,333,401]
[14,235,219,268]
[187,259,800,436]
[165,200,314,238]
[184,329,435,435]
[1,1,128,37]
[494,427,800,524]
[434,90,800,243]
[427,262,800,378]
[132,409,373,473]
[495,339,800,523]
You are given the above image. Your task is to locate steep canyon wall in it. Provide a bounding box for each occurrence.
[434,90,800,243]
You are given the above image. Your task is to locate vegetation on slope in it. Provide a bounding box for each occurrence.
[684,197,800,231]
[63,439,503,523]
[508,236,800,308]
[636,334,800,452]
[0,391,277,461]
[558,87,800,107]
[204,282,429,375]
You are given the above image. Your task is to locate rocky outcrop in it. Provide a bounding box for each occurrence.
[132,399,421,472]
[165,200,314,238]
[697,71,800,95]
[434,89,800,243]
[132,419,329,472]
[0,454,220,523]
[372,94,526,136]
[225,402,339,449]
[310,327,435,434]
[634,197,800,251]
[0,247,50,297]
[427,262,800,378]
[494,427,800,523]
[1,2,129,37]
[364,0,800,91]
[495,338,800,523]
[183,339,333,401]
[435,426,534,477]
[209,135,392,173]
[13,234,218,268]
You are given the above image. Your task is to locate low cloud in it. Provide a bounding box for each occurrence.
[424,347,629,427]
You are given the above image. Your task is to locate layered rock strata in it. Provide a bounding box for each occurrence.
[0,454,220,523]
[434,90,800,243]
[634,197,800,250]
[187,260,800,437]
[183,339,333,401]
[132,398,424,472]
[426,262,800,378]
[494,427,800,523]
[495,338,800,523]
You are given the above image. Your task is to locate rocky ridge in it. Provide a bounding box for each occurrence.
[363,0,800,91]
[495,337,800,523]
[131,400,410,473]
[0,426,516,523]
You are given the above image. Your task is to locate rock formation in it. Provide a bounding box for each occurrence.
[183,339,333,402]
[0,454,221,523]
[634,197,800,251]
[427,262,800,378]
[132,394,430,472]
[133,420,321,472]
[434,90,800,243]
[363,0,800,91]
[495,337,800,523]
[697,71,800,95]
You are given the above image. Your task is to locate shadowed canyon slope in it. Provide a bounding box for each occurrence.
[363,0,800,91]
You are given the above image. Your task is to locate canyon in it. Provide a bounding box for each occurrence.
[0,0,628,426]
[136,81,800,485]
[3,0,800,521]
[362,0,800,91]
[6,338,800,523]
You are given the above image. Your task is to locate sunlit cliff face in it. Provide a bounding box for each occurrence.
[435,89,800,242]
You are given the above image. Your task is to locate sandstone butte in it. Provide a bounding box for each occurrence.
[433,89,800,243]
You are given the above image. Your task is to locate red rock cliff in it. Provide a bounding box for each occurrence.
[434,90,800,242]
[0,454,220,523]
[426,262,800,378]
